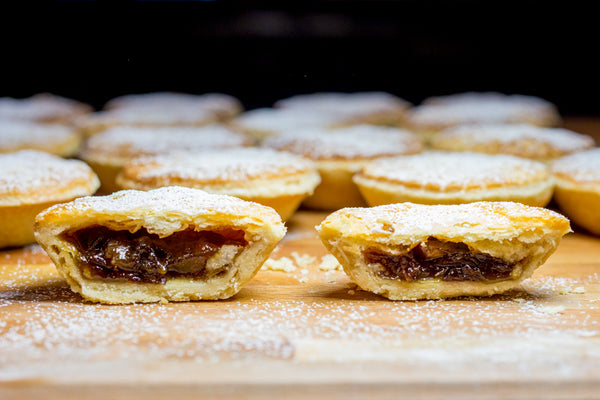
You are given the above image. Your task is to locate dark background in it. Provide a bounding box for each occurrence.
[2,1,598,114]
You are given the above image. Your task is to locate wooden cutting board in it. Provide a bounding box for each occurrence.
[1,118,600,399]
[1,209,599,400]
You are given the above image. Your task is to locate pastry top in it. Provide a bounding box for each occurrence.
[103,92,243,120]
[119,147,317,186]
[35,186,286,238]
[551,148,600,186]
[430,124,595,160]
[358,151,550,190]
[262,125,423,160]
[273,91,411,117]
[231,107,345,135]
[79,125,252,165]
[76,106,219,129]
[407,92,560,130]
[0,93,92,123]
[0,150,100,206]
[317,201,571,246]
[0,119,82,156]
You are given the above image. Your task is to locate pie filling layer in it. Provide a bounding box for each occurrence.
[63,225,248,284]
[364,238,515,282]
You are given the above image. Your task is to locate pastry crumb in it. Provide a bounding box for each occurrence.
[318,254,341,271]
[538,305,566,314]
[290,251,316,268]
[559,286,586,295]
[347,289,355,295]
[261,257,297,272]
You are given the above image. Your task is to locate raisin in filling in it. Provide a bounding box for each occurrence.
[364,238,514,282]
[63,225,247,284]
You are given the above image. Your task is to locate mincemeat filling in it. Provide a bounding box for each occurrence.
[63,225,247,284]
[364,238,514,282]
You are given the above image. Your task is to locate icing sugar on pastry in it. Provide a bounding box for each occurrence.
[359,151,549,190]
[0,93,92,123]
[551,148,600,183]
[0,150,99,205]
[430,124,594,160]
[0,119,82,156]
[263,125,423,160]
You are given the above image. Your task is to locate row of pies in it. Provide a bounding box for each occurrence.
[0,91,596,304]
[0,91,561,136]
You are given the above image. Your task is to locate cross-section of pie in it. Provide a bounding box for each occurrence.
[34,186,286,304]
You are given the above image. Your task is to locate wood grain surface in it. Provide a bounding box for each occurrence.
[1,118,600,399]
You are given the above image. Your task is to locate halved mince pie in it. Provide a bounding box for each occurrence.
[34,186,286,304]
[317,202,570,300]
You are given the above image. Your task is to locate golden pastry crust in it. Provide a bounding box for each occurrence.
[0,150,100,248]
[429,124,594,161]
[79,125,252,193]
[405,92,561,137]
[317,201,571,300]
[103,92,243,121]
[551,148,600,235]
[229,108,347,140]
[0,119,83,157]
[34,186,286,304]
[273,91,412,127]
[262,125,424,209]
[354,151,554,207]
[75,107,219,137]
[0,93,92,124]
[116,148,321,220]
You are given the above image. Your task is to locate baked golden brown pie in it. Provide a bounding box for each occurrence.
[354,151,554,207]
[317,201,571,300]
[75,106,220,137]
[78,125,252,193]
[229,107,346,141]
[103,92,243,121]
[273,91,412,127]
[34,186,286,304]
[551,148,600,235]
[262,125,424,209]
[0,119,83,157]
[116,148,320,220]
[0,150,100,248]
[405,92,561,138]
[0,93,92,124]
[429,123,594,161]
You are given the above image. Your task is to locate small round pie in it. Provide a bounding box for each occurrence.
[34,186,286,304]
[405,92,561,137]
[354,151,554,207]
[551,148,600,235]
[0,93,92,124]
[317,201,570,300]
[0,119,83,157]
[273,91,412,127]
[75,106,219,137]
[116,148,321,220]
[229,107,350,141]
[103,92,244,121]
[79,125,252,193]
[0,150,100,248]
[262,125,424,209]
[429,124,595,161]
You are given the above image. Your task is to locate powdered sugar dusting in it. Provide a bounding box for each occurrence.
[0,120,78,150]
[436,124,594,154]
[262,125,423,160]
[409,93,558,127]
[0,94,90,122]
[82,125,250,160]
[233,107,344,134]
[125,148,315,182]
[361,151,549,189]
[273,91,411,116]
[551,148,600,182]
[0,150,96,201]
[321,201,567,239]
